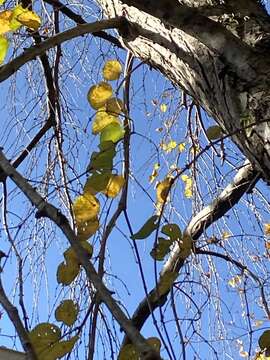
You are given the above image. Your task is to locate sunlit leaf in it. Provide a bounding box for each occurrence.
[222,231,231,239]
[87,142,116,172]
[17,8,41,30]
[181,174,192,198]
[0,0,6,5]
[9,5,24,30]
[56,261,80,286]
[206,125,223,140]
[178,143,185,152]
[160,103,167,112]
[103,59,122,81]
[55,300,79,326]
[150,237,172,261]
[0,10,12,34]
[255,320,264,328]
[43,335,79,359]
[84,172,111,195]
[92,108,120,135]
[156,177,172,204]
[77,218,99,241]
[73,193,100,225]
[0,35,8,63]
[259,330,270,350]
[161,223,181,242]
[147,337,161,353]
[87,82,113,110]
[131,215,159,240]
[102,174,125,198]
[105,97,124,115]
[264,224,270,236]
[228,275,242,288]
[149,163,160,183]
[100,122,124,144]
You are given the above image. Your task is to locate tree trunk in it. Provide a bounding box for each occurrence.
[97,0,270,182]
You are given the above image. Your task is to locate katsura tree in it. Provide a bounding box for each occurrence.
[1,0,270,359]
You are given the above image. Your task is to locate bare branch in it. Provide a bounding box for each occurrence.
[0,150,161,360]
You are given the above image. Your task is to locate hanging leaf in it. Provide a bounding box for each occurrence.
[264,224,270,236]
[149,163,160,183]
[150,237,172,261]
[55,300,79,326]
[9,4,24,30]
[17,9,41,30]
[73,193,100,225]
[87,142,116,172]
[92,109,120,135]
[84,172,111,195]
[29,322,61,355]
[181,175,193,198]
[161,223,181,242]
[100,123,124,144]
[102,174,125,198]
[105,97,124,115]
[56,261,80,286]
[160,103,167,112]
[42,335,79,360]
[147,337,161,353]
[87,82,113,110]
[118,344,139,360]
[0,10,12,34]
[259,330,270,350]
[0,35,8,64]
[0,0,6,5]
[178,234,192,259]
[103,59,122,81]
[178,143,185,152]
[206,125,223,140]
[131,215,159,240]
[64,242,93,265]
[156,177,172,204]
[77,218,99,241]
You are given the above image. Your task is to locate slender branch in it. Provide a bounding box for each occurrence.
[0,150,161,360]
[0,18,127,83]
[0,275,37,360]
[43,0,123,48]
[122,160,259,345]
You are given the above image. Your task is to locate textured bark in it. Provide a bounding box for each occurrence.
[97,0,270,182]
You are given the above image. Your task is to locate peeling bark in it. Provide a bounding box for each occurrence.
[97,0,270,182]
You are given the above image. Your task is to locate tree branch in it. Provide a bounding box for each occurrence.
[0,18,126,83]
[0,150,161,360]
[122,160,259,346]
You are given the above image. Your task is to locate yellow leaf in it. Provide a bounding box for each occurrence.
[64,242,93,265]
[102,59,122,81]
[56,261,80,286]
[222,231,231,239]
[265,224,270,236]
[102,174,125,198]
[73,193,100,225]
[42,335,79,360]
[105,97,124,115]
[87,82,113,110]
[228,275,241,288]
[160,103,167,112]
[156,177,172,205]
[9,5,24,30]
[55,300,79,326]
[92,109,120,135]
[17,9,41,30]
[0,0,6,5]
[77,218,99,241]
[181,175,192,198]
[178,143,185,152]
[0,10,12,34]
[0,35,8,63]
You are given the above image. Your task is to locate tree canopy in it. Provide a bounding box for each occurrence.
[0,1,270,359]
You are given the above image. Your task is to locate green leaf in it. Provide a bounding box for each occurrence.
[56,261,80,286]
[161,223,181,241]
[259,330,270,350]
[118,344,139,360]
[84,172,111,194]
[55,300,79,327]
[147,337,161,353]
[87,143,116,172]
[206,125,223,140]
[0,35,8,64]
[131,215,159,240]
[100,123,124,144]
[150,237,172,261]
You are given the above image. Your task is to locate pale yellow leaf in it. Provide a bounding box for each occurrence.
[73,193,100,225]
[102,60,122,81]
[102,174,125,198]
[0,35,8,63]
[160,103,167,112]
[87,82,113,110]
